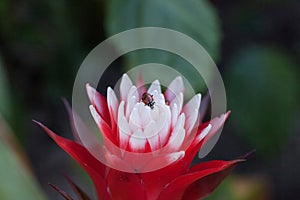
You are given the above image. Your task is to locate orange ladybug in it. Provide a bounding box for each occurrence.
[141,93,155,109]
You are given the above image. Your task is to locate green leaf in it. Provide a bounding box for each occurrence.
[105,0,221,91]
[0,117,46,200]
[225,46,299,156]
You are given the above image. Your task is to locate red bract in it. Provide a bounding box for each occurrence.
[36,74,244,200]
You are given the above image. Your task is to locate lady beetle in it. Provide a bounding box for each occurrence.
[141,93,155,109]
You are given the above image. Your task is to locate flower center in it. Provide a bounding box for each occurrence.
[141,92,155,109]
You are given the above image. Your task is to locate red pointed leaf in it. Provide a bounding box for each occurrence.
[65,176,91,200]
[35,121,111,200]
[49,183,74,200]
[182,160,244,200]
[157,159,244,200]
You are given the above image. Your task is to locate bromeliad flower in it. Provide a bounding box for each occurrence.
[36,74,244,200]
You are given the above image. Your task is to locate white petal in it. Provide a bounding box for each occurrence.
[120,74,133,101]
[173,113,185,135]
[164,151,185,163]
[165,76,184,101]
[126,85,139,119]
[145,104,170,150]
[150,105,160,121]
[89,105,101,125]
[107,87,119,123]
[144,121,161,151]
[170,92,183,114]
[152,90,165,106]
[205,112,230,140]
[171,103,179,128]
[165,113,186,152]
[117,101,131,149]
[129,105,142,132]
[137,103,151,129]
[157,104,172,146]
[183,93,201,135]
[86,83,96,103]
[129,129,147,152]
[197,124,212,142]
[148,80,161,94]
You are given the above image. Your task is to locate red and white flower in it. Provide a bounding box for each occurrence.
[37,74,244,200]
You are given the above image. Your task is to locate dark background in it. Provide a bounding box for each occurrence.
[0,0,299,199]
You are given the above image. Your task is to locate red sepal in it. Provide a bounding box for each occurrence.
[35,121,111,200]
[157,159,244,200]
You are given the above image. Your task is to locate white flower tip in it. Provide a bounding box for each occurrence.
[226,110,231,118]
[107,86,113,94]
[195,93,202,102]
[165,76,185,101]
[193,93,202,110]
[120,74,133,100]
[153,79,160,85]
[148,80,162,94]
[121,73,132,85]
[107,86,116,101]
[197,124,212,142]
[174,76,183,85]
[86,83,96,99]
[168,151,185,162]
[89,105,100,124]
[122,73,129,79]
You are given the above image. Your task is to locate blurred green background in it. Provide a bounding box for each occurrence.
[0,0,299,199]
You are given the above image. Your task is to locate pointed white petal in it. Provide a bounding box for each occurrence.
[117,101,131,149]
[165,76,184,101]
[165,113,186,152]
[89,104,101,125]
[86,83,96,103]
[171,103,179,128]
[129,105,142,132]
[183,93,202,135]
[144,121,161,151]
[152,90,165,106]
[183,93,202,114]
[107,87,119,123]
[170,92,183,114]
[137,103,151,129]
[125,85,139,118]
[148,80,161,94]
[144,104,169,150]
[203,112,230,141]
[120,74,133,101]
[150,104,160,121]
[157,104,172,146]
[197,124,212,142]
